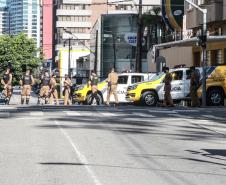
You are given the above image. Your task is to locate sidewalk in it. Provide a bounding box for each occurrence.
[10,89,38,105]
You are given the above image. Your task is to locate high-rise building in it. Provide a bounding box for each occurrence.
[7,0,40,48]
[0,7,8,35]
[40,0,55,62]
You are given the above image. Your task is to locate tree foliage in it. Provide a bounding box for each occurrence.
[0,33,43,83]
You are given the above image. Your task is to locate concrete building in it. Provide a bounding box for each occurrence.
[150,0,226,72]
[40,0,55,63]
[186,0,226,66]
[55,0,160,77]
[7,0,40,48]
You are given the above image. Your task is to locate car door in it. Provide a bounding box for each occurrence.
[184,69,192,99]
[115,75,129,102]
[170,70,185,100]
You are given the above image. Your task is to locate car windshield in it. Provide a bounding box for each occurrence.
[149,72,165,81]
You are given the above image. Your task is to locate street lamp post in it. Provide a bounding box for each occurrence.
[68,37,72,78]
[184,0,207,106]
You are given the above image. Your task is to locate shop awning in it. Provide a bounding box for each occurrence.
[153,35,226,49]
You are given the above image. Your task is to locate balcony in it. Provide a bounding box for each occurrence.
[56,21,92,28]
[57,9,92,16]
[186,0,223,29]
[62,0,92,4]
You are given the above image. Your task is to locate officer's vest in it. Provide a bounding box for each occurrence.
[23,75,32,85]
[3,73,9,84]
[42,77,50,86]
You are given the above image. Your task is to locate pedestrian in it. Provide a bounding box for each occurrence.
[1,67,13,104]
[106,68,119,106]
[190,66,200,107]
[88,70,99,105]
[20,69,34,105]
[37,71,50,104]
[63,74,72,105]
[163,67,174,107]
[49,74,59,105]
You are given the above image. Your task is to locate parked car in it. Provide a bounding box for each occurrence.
[126,65,226,106]
[73,73,155,104]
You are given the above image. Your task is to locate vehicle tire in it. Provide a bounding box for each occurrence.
[141,91,158,106]
[86,93,103,105]
[207,88,224,106]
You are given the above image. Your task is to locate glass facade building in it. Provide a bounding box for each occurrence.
[91,14,147,77]
[6,0,40,47]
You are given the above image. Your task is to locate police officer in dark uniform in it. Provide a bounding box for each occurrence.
[190,66,200,107]
[88,70,99,105]
[1,67,13,104]
[37,71,50,104]
[20,69,34,105]
[163,67,174,107]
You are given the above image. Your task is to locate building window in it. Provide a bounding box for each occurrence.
[216,49,223,64]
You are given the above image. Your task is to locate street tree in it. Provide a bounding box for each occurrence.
[0,33,43,84]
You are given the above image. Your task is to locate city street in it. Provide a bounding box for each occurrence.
[0,103,226,184]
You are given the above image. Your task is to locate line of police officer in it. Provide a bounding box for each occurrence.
[0,66,73,105]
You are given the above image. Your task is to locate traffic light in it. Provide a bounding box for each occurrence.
[197,34,207,48]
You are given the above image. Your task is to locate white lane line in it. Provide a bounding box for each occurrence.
[175,109,200,113]
[30,112,44,116]
[133,112,155,118]
[168,114,193,119]
[55,121,102,185]
[16,117,42,120]
[148,110,177,114]
[100,112,118,117]
[64,111,81,116]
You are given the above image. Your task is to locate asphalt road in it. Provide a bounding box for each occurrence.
[0,105,226,185]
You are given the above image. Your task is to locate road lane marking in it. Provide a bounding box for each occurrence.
[100,112,117,117]
[64,111,81,116]
[133,112,155,118]
[55,121,102,185]
[148,110,177,114]
[30,111,44,116]
[175,109,200,113]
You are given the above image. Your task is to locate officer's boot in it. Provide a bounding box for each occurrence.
[21,98,25,105]
[26,98,30,105]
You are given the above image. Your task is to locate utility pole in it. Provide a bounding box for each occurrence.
[94,30,98,73]
[68,38,71,78]
[135,0,143,72]
[112,33,117,70]
[185,0,207,106]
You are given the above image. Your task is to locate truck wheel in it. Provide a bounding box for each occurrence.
[86,93,103,105]
[141,91,158,106]
[207,88,224,106]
